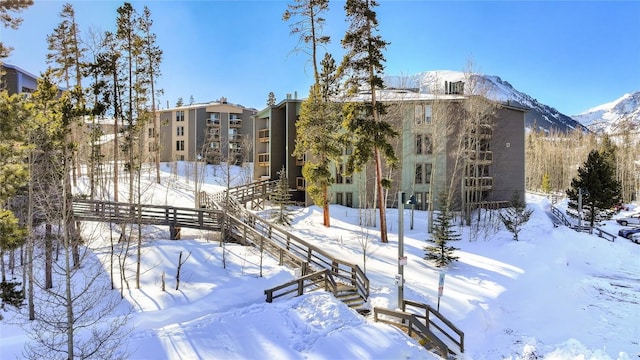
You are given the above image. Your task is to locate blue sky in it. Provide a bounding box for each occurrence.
[3,0,639,115]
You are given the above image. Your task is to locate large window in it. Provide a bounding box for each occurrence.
[176,110,184,122]
[416,134,432,154]
[415,163,432,184]
[415,104,432,125]
[176,126,184,136]
[176,140,184,151]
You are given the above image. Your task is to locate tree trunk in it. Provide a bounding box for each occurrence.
[374,148,387,243]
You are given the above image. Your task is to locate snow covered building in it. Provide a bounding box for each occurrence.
[253,85,527,214]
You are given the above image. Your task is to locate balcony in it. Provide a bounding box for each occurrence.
[257,153,270,167]
[295,155,305,166]
[229,119,242,128]
[463,176,493,191]
[465,150,493,165]
[258,129,270,142]
[207,118,220,126]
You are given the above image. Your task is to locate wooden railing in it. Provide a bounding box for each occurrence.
[264,269,338,303]
[201,181,369,303]
[373,307,449,358]
[225,207,369,301]
[551,205,617,242]
[72,199,222,232]
[403,299,464,354]
[550,205,572,227]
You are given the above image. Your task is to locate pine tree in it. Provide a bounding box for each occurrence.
[341,0,397,243]
[283,0,330,84]
[424,192,460,268]
[566,149,621,227]
[293,53,343,227]
[0,0,33,60]
[267,92,276,106]
[499,191,533,241]
[541,173,551,194]
[270,166,294,226]
[139,5,163,184]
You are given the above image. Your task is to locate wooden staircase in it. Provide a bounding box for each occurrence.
[200,182,370,310]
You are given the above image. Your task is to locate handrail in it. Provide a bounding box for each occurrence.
[373,307,449,358]
[72,199,223,231]
[264,269,337,303]
[403,299,464,354]
[550,205,572,227]
[200,180,370,304]
[593,227,616,242]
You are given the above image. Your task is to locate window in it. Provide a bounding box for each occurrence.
[176,110,184,122]
[416,134,432,154]
[415,163,432,185]
[176,126,184,136]
[424,135,432,154]
[414,104,423,125]
[336,193,343,205]
[336,164,343,184]
[424,105,432,124]
[346,193,353,207]
[148,128,155,138]
[176,140,184,151]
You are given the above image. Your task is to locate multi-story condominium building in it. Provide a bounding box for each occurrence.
[1,63,38,95]
[253,85,527,213]
[150,98,256,165]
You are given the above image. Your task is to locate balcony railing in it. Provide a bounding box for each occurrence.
[258,129,270,142]
[295,156,305,166]
[463,176,493,190]
[207,118,220,126]
[229,119,242,128]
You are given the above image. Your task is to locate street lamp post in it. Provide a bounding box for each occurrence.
[397,191,417,309]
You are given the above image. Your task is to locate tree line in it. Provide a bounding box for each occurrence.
[1,1,162,358]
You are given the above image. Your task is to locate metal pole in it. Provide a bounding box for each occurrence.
[578,188,582,230]
[398,191,404,309]
[194,109,198,207]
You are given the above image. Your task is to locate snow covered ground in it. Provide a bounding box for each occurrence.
[1,162,639,359]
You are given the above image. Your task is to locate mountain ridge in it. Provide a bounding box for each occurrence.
[385,70,590,134]
[571,91,640,134]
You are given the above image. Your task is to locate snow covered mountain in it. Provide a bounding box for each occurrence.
[385,70,589,134]
[571,92,640,134]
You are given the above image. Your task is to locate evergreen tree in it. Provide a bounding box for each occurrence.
[293,53,343,227]
[541,173,551,194]
[139,5,163,184]
[499,191,533,241]
[0,0,34,60]
[176,97,184,107]
[424,192,460,268]
[566,149,621,227]
[267,92,276,106]
[283,0,330,84]
[270,166,294,226]
[341,0,397,243]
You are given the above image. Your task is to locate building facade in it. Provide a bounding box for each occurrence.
[1,63,38,95]
[253,95,305,202]
[150,98,256,165]
[253,87,527,212]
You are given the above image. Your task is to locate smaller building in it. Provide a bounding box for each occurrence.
[1,63,38,95]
